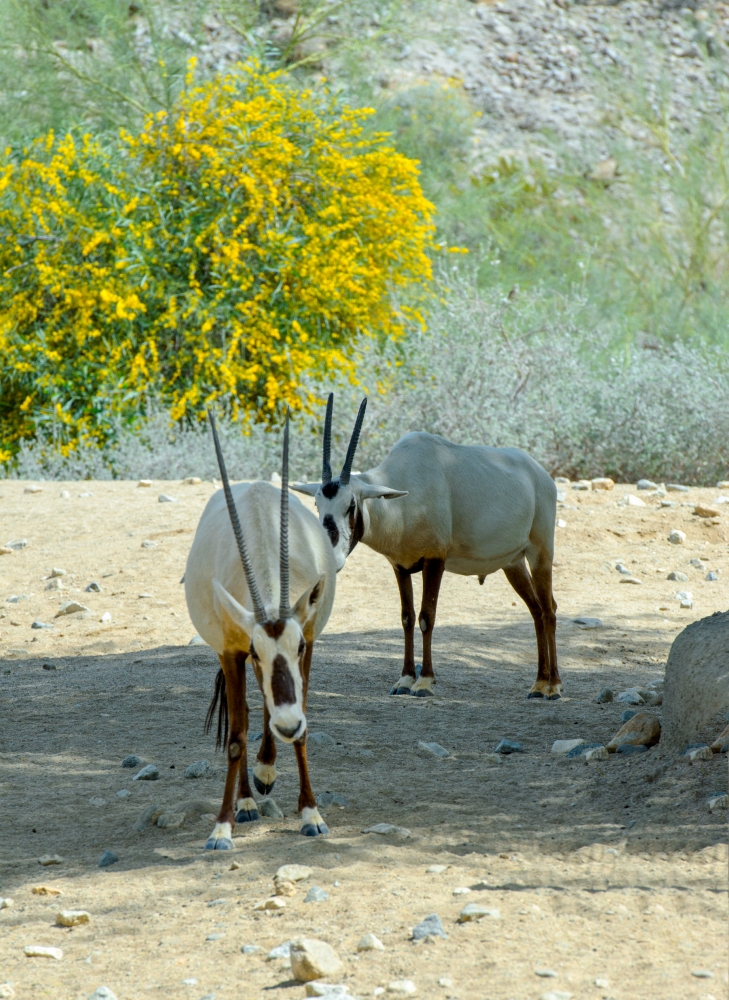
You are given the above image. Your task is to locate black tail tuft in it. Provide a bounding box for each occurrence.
[204,668,229,751]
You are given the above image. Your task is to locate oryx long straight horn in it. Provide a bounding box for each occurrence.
[322,392,334,485]
[279,411,291,620]
[340,397,367,484]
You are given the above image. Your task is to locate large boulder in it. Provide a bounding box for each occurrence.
[661,610,729,752]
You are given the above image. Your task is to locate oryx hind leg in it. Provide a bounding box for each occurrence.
[207,649,249,850]
[503,558,554,699]
[530,552,560,698]
[390,564,418,695]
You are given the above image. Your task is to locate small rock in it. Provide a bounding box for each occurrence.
[357,933,384,952]
[565,742,603,759]
[620,494,646,507]
[185,760,212,779]
[54,601,89,618]
[417,741,449,758]
[615,563,631,575]
[158,494,178,503]
[573,617,603,629]
[693,505,720,518]
[426,865,449,873]
[24,485,42,494]
[38,854,63,866]
[595,687,613,703]
[304,886,329,903]
[620,576,642,585]
[621,710,638,723]
[31,620,53,630]
[636,479,657,490]
[316,791,349,808]
[59,490,71,499]
[45,578,63,591]
[100,612,112,623]
[88,797,106,807]
[137,480,152,487]
[116,789,131,798]
[6,539,27,550]
[88,989,117,1000]
[0,898,13,908]
[132,764,159,781]
[309,732,336,747]
[556,518,567,528]
[241,945,262,955]
[363,823,410,837]
[206,933,224,941]
[607,713,661,752]
[540,993,572,1000]
[667,571,688,581]
[591,478,613,490]
[157,812,185,829]
[84,582,102,593]
[7,594,28,603]
[452,887,470,895]
[691,970,714,979]
[387,982,416,995]
[56,910,90,927]
[259,798,284,819]
[207,898,228,907]
[47,567,66,578]
[668,529,686,544]
[494,739,522,754]
[98,850,119,868]
[682,745,712,762]
[666,484,690,492]
[0,984,14,998]
[254,897,286,911]
[458,904,500,922]
[706,571,719,581]
[710,723,729,753]
[305,985,350,998]
[183,477,202,485]
[437,979,453,989]
[23,945,63,960]
[594,979,609,989]
[551,739,584,756]
[267,942,293,960]
[31,886,62,895]
[717,480,729,489]
[122,754,143,768]
[675,589,693,608]
[412,913,447,940]
[138,592,152,599]
[188,634,206,645]
[141,540,158,548]
[274,879,297,897]
[708,793,728,811]
[275,864,312,882]
[535,969,557,977]
[582,746,609,761]
[290,938,344,982]
[616,690,644,705]
[572,481,591,491]
[134,805,164,831]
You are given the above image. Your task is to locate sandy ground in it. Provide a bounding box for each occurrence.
[0,477,727,1000]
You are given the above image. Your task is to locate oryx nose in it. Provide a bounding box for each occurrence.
[276,722,300,739]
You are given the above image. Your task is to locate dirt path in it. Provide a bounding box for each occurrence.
[0,478,727,1000]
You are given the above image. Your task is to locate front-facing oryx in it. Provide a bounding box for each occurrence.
[293,395,561,700]
[185,413,336,848]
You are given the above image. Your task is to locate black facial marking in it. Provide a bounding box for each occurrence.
[347,500,365,555]
[271,653,296,705]
[323,513,340,547]
[322,480,340,499]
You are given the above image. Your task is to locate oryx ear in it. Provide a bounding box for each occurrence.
[358,483,408,501]
[292,573,326,629]
[212,579,256,635]
[291,482,320,497]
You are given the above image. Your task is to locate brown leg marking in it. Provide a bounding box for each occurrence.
[253,701,278,796]
[208,649,248,847]
[392,564,417,693]
[412,557,445,696]
[503,558,552,698]
[531,554,560,697]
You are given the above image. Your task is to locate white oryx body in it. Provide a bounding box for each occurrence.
[185,415,337,850]
[294,398,561,700]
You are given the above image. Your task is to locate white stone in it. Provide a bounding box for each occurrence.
[0,898,13,909]
[708,794,728,811]
[363,823,411,837]
[675,590,693,608]
[275,864,312,882]
[357,933,384,951]
[438,979,453,989]
[668,529,686,544]
[387,982,416,995]
[457,904,500,922]
[132,764,159,781]
[88,988,117,1000]
[137,480,152,487]
[38,854,63,866]
[540,993,572,1000]
[254,897,286,911]
[56,910,90,927]
[418,741,449,758]
[452,887,471,895]
[535,969,557,977]
[620,494,646,507]
[45,578,63,591]
[684,746,712,762]
[60,490,71,499]
[551,739,585,755]
[556,518,567,528]
[583,746,609,761]
[54,601,89,618]
[100,612,112,624]
[158,494,178,503]
[24,945,63,960]
[305,984,350,997]
[426,864,449,873]
[289,939,343,983]
[24,485,42,494]
[116,789,131,798]
[594,979,609,989]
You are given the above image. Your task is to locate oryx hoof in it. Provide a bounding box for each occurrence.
[547,693,562,701]
[205,836,234,851]
[235,801,260,823]
[412,688,434,698]
[253,775,275,796]
[527,691,545,699]
[300,807,328,837]
[391,685,412,696]
[390,674,415,696]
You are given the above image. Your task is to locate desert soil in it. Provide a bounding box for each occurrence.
[0,477,727,1000]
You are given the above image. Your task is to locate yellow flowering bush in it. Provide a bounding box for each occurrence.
[0,63,436,458]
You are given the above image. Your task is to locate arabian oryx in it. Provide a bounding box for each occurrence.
[185,413,336,848]
[293,395,561,700]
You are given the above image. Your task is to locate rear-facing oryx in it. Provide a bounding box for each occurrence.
[293,395,561,700]
[185,413,336,848]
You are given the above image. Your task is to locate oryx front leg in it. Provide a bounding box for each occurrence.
[391,565,418,695]
[410,558,444,697]
[206,650,248,850]
[253,703,278,796]
[294,737,328,837]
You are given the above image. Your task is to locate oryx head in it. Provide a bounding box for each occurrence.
[207,412,324,744]
[291,394,407,571]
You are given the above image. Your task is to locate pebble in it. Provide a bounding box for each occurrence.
[615,562,632,575]
[241,945,262,954]
[290,938,344,982]
[620,576,642,585]
[591,478,613,490]
[38,854,63,866]
[100,612,112,623]
[0,898,13,909]
[535,969,557,977]
[137,480,152,487]
[616,690,644,705]
[620,494,646,507]
[457,904,500,922]
[438,979,453,989]
[157,812,185,829]
[304,886,329,903]
[540,993,572,1000]
[309,732,336,746]
[116,789,131,798]
[98,851,119,868]
[363,823,411,837]
[573,617,603,629]
[666,484,690,492]
[565,742,603,759]
[122,754,143,768]
[357,933,384,951]
[582,746,609,761]
[254,896,286,911]
[183,477,202,485]
[572,481,590,491]
[188,634,206,645]
[7,594,28,603]
[607,713,661,752]
[89,797,106,807]
[132,764,159,781]
[306,985,350,998]
[452,887,471,895]
[84,582,102,593]
[594,979,609,989]
[259,798,284,819]
[207,898,228,907]
[594,687,613,703]
[675,589,693,608]
[556,518,567,528]
[668,529,686,544]
[417,741,450,758]
[718,481,729,489]
[32,886,61,895]
[56,910,90,927]
[694,504,721,518]
[267,942,293,960]
[23,945,63,959]
[551,739,584,755]
[6,539,27,550]
[31,620,53,629]
[706,571,719,581]
[667,571,688,581]
[426,865,449,874]
[54,601,89,618]
[158,494,178,503]
[412,913,447,940]
[206,933,225,941]
[60,490,71,499]
[88,988,117,1000]
[387,982,416,995]
[691,971,714,979]
[138,592,152,599]
[316,791,349,808]
[636,479,657,490]
[494,739,522,754]
[185,760,212,779]
[683,745,712,762]
[182,979,198,986]
[708,794,728,811]
[141,540,158,548]
[24,485,42,494]
[45,578,63,591]
[275,864,312,882]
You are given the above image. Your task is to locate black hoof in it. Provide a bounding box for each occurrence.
[390,685,412,696]
[547,693,562,701]
[254,775,275,796]
[205,837,234,851]
[527,691,545,699]
[301,821,329,837]
[412,688,434,698]
[235,808,259,823]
